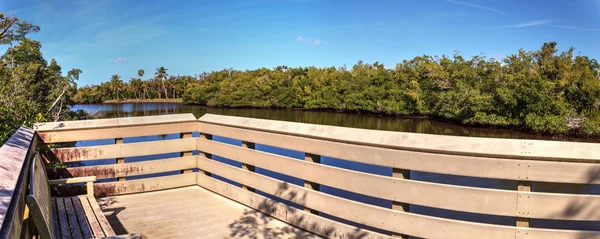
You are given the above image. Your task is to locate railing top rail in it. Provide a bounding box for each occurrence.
[0,126,35,235]
[34,113,196,132]
[198,113,600,162]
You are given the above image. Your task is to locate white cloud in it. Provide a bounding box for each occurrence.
[109,57,128,64]
[549,24,600,32]
[295,36,307,41]
[505,19,555,28]
[444,0,506,14]
[313,39,322,46]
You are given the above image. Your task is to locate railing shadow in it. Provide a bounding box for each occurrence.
[226,181,373,239]
[98,197,130,235]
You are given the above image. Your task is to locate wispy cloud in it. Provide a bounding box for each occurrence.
[505,19,555,28]
[549,24,600,32]
[109,57,128,64]
[444,0,506,14]
[295,36,327,46]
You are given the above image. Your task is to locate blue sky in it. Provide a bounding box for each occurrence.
[1,0,599,85]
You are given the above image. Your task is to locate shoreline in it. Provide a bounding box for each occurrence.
[102,98,183,104]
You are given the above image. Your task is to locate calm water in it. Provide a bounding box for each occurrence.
[73,103,600,232]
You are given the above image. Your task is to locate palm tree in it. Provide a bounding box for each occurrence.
[109,74,124,100]
[155,67,169,99]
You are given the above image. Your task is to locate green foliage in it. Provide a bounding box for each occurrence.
[0,12,87,145]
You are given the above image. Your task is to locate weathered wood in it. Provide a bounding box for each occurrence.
[25,153,53,239]
[48,176,97,185]
[303,153,320,215]
[93,173,197,197]
[77,196,104,238]
[49,156,197,180]
[198,114,600,162]
[56,198,71,239]
[198,133,212,176]
[197,140,519,217]
[116,138,125,182]
[34,113,196,132]
[180,133,194,174]
[198,160,600,239]
[240,141,256,192]
[70,197,93,239]
[37,122,198,144]
[392,168,410,239]
[63,197,83,239]
[517,181,531,227]
[50,198,61,239]
[0,127,35,238]
[51,138,196,162]
[84,196,116,237]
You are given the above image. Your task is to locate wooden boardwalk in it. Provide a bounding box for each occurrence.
[98,186,322,239]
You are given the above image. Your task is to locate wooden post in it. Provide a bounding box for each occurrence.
[180,132,193,174]
[392,168,410,239]
[199,133,212,176]
[241,141,256,192]
[115,138,125,181]
[517,181,531,227]
[304,153,321,215]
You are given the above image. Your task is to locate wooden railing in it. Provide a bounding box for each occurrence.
[2,113,600,239]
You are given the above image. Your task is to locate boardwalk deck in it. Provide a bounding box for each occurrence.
[98,186,322,239]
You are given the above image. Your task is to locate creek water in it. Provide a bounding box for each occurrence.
[72,103,600,233]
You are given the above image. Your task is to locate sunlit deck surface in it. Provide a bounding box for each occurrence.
[98,186,322,239]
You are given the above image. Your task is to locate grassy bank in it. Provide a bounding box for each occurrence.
[102,98,183,104]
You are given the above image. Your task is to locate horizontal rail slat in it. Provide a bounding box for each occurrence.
[198,157,600,239]
[34,114,196,132]
[48,156,197,179]
[93,173,196,197]
[196,173,392,239]
[37,122,197,143]
[197,157,516,239]
[197,122,600,184]
[197,140,519,217]
[199,139,600,221]
[198,114,600,162]
[51,138,196,162]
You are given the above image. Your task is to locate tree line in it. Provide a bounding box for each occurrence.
[0,12,88,145]
[73,67,196,103]
[75,44,600,136]
[181,42,600,135]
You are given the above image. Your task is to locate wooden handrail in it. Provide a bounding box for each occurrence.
[8,113,597,239]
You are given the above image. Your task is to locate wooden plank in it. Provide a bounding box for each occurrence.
[180,133,194,174]
[49,156,197,179]
[517,191,600,221]
[51,198,61,239]
[517,181,531,227]
[49,176,97,185]
[304,153,320,214]
[198,114,600,162]
[93,173,197,197]
[116,138,125,182]
[34,113,196,132]
[0,126,35,236]
[197,140,519,217]
[51,138,196,162]
[197,122,600,184]
[36,122,198,144]
[196,165,516,239]
[64,197,84,239]
[198,160,600,239]
[71,197,93,239]
[56,198,72,239]
[196,174,393,239]
[392,168,410,239]
[198,133,212,176]
[85,196,116,237]
[77,196,104,238]
[240,141,256,192]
